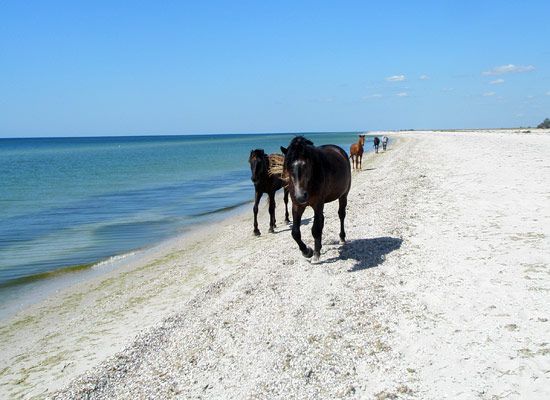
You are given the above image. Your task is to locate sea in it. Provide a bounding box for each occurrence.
[0,132,376,318]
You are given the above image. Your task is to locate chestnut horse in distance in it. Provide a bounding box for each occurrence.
[349,134,366,170]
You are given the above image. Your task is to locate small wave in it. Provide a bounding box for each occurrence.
[0,262,97,290]
[91,252,136,270]
[190,200,250,217]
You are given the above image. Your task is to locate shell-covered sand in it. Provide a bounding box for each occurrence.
[1,130,549,399]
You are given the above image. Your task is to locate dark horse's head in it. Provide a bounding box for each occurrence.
[249,149,268,184]
[281,136,316,205]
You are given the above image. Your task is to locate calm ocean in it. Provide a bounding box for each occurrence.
[0,132,374,313]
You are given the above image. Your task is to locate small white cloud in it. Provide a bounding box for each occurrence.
[419,75,430,80]
[483,92,495,97]
[386,75,406,82]
[441,87,454,92]
[489,79,504,85]
[396,92,408,97]
[482,64,535,75]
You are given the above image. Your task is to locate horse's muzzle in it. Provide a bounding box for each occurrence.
[295,192,309,204]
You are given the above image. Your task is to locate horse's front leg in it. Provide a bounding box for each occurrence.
[311,204,325,263]
[268,192,276,233]
[253,191,263,236]
[291,203,313,258]
[283,188,290,223]
[338,194,348,244]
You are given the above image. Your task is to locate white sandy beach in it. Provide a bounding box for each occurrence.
[1,129,549,399]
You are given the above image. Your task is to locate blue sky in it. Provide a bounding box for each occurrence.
[1,1,549,137]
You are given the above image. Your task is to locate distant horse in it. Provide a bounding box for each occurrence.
[249,149,289,236]
[373,136,380,153]
[349,134,366,170]
[281,136,351,262]
[382,136,388,151]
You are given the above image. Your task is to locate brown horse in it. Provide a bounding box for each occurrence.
[373,136,380,153]
[249,149,289,236]
[281,136,351,262]
[349,134,366,170]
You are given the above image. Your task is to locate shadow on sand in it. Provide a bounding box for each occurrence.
[273,217,312,234]
[323,237,403,272]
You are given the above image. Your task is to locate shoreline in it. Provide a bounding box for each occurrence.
[0,135,397,398]
[0,132,374,322]
[0,136,379,322]
[1,135,363,397]
[3,129,549,399]
[0,199,252,322]
[0,198,260,398]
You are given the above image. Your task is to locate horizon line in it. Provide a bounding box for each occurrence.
[0,126,538,140]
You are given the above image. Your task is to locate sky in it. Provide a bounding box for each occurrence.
[1,0,549,137]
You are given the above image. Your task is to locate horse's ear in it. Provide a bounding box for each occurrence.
[280,146,287,154]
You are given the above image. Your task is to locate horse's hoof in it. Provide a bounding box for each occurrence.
[302,247,314,258]
[254,230,261,236]
[285,218,290,224]
[311,253,320,263]
[340,239,346,245]
[268,227,274,233]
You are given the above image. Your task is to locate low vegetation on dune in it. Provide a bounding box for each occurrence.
[537,118,550,129]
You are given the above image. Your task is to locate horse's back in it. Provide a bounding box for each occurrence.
[318,145,351,199]
[349,143,363,156]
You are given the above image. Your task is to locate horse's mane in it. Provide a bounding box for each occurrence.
[284,136,315,169]
[249,148,267,160]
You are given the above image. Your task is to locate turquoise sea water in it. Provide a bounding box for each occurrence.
[0,132,375,303]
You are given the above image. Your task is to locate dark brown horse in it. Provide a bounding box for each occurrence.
[249,149,289,236]
[373,136,380,153]
[281,137,351,262]
[349,134,366,170]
